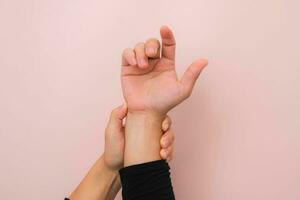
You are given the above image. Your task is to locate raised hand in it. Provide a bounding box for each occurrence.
[121,26,208,115]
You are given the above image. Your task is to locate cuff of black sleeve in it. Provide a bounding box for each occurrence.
[119,159,175,200]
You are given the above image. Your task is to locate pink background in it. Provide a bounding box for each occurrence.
[0,0,299,199]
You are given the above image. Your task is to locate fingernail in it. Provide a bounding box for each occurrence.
[147,47,156,55]
[163,122,169,131]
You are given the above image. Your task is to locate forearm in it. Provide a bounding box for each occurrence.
[121,112,175,199]
[124,110,165,166]
[69,155,121,200]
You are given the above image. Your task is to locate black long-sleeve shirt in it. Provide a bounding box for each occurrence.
[65,159,175,200]
[119,159,175,200]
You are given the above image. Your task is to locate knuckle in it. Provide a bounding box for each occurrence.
[122,48,132,56]
[110,107,119,118]
[181,87,192,100]
[135,42,144,49]
[146,38,159,44]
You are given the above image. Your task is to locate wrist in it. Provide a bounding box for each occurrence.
[124,110,164,167]
[125,110,165,138]
[127,108,165,121]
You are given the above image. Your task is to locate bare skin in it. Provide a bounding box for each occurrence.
[68,25,207,199]
[122,25,208,166]
[121,26,208,114]
[69,104,175,200]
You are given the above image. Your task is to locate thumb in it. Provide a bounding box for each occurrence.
[180,58,208,98]
[108,103,128,130]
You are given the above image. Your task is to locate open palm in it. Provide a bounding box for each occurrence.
[121,26,208,115]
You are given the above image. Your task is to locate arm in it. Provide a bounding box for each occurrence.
[119,25,208,199]
[68,105,128,200]
[67,105,175,200]
[121,111,175,200]
[124,111,164,166]
[69,156,121,200]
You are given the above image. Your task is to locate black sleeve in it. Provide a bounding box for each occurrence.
[119,159,175,200]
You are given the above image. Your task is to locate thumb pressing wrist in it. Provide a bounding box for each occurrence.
[108,103,128,129]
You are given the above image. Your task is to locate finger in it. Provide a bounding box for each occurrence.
[160,25,176,61]
[145,38,160,58]
[160,129,175,148]
[180,58,208,98]
[160,149,168,160]
[122,48,137,66]
[108,103,128,130]
[166,151,173,162]
[134,42,148,68]
[160,146,173,160]
[162,115,172,131]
